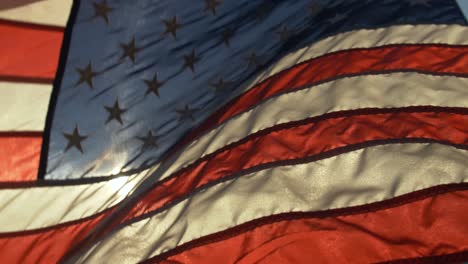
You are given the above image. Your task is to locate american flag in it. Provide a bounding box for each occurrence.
[1,0,468,262]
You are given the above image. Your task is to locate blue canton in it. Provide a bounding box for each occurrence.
[43,0,467,179]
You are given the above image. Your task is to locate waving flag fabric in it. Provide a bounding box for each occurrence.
[1,0,468,263]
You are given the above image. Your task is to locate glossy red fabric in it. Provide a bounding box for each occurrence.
[152,189,468,264]
[180,44,468,147]
[0,20,63,82]
[0,133,42,181]
[121,110,468,224]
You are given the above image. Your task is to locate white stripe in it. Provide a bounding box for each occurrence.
[161,73,468,180]
[0,82,51,131]
[71,143,468,263]
[0,166,158,232]
[244,24,468,91]
[0,0,72,27]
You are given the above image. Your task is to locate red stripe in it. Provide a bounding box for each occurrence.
[179,44,468,147]
[120,109,468,225]
[0,133,42,182]
[0,19,63,82]
[148,188,468,264]
[1,108,465,263]
[0,208,115,264]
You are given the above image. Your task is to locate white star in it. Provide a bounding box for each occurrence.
[406,0,431,7]
[176,104,196,122]
[327,13,347,24]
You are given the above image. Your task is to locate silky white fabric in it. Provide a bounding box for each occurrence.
[0,167,155,232]
[0,82,51,131]
[0,0,72,27]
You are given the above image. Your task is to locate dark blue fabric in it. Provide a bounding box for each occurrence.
[43,0,467,179]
